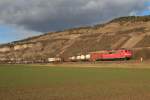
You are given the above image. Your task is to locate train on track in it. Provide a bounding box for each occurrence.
[48,49,133,63]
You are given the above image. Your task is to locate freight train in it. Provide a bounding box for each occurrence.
[48,49,133,63]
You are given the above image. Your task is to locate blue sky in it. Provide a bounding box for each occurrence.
[0,0,150,44]
[0,25,40,44]
[0,25,16,43]
[138,1,150,16]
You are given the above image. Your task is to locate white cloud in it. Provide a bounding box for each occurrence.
[148,6,150,10]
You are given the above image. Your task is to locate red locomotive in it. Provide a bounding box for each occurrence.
[90,49,133,61]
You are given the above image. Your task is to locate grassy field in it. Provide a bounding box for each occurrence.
[0,63,150,100]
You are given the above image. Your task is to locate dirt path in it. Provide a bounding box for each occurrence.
[112,37,128,49]
[122,34,145,48]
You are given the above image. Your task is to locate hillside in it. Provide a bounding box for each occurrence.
[0,16,150,62]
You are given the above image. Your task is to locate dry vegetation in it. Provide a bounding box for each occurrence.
[0,16,150,61]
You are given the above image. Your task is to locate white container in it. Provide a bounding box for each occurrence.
[48,58,56,62]
[71,56,76,60]
[76,56,81,60]
[85,54,91,60]
[80,55,86,60]
[48,58,61,62]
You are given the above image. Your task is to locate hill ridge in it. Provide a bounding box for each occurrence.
[0,15,150,62]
